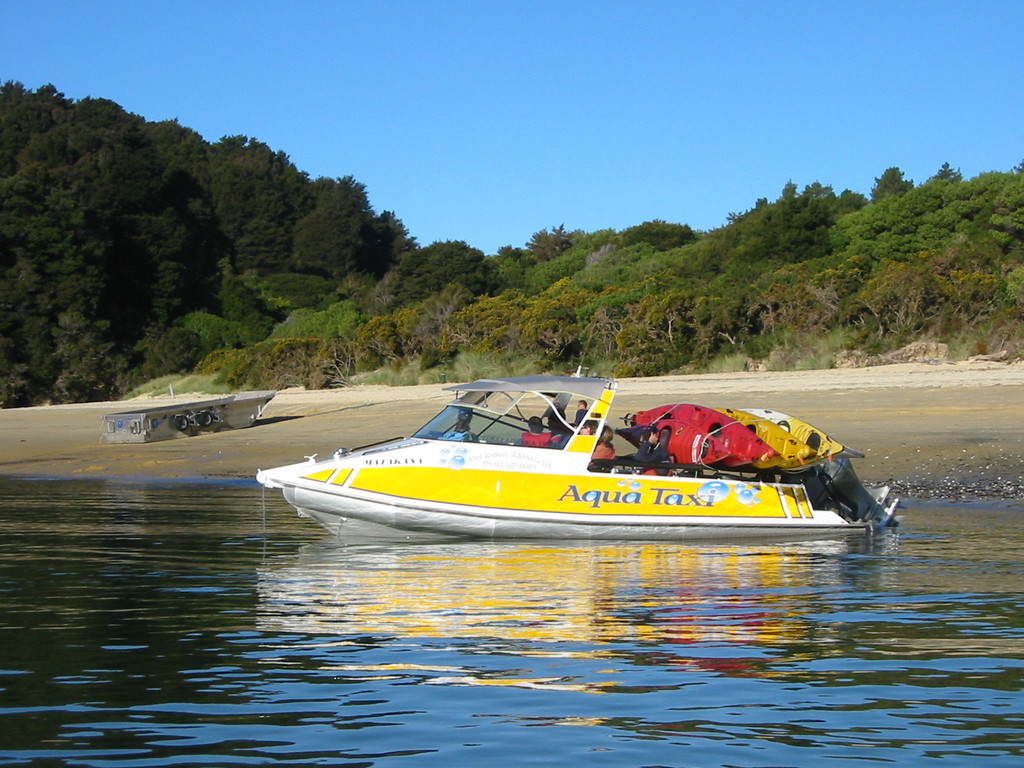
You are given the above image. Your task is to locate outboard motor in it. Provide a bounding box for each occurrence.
[801,458,893,524]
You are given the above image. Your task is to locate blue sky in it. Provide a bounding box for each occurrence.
[3,0,1022,254]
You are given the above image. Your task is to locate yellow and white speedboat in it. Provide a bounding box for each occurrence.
[256,375,899,540]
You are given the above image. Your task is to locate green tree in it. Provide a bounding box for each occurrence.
[388,241,493,306]
[404,284,473,361]
[268,299,363,341]
[837,171,1022,262]
[527,225,573,262]
[136,326,202,379]
[715,183,841,272]
[291,176,406,280]
[354,314,405,369]
[857,255,943,337]
[614,288,698,376]
[619,220,696,251]
[489,245,535,292]
[179,311,250,358]
[52,311,121,402]
[871,167,914,201]
[207,135,310,274]
[218,266,277,343]
[518,279,587,362]
[0,82,72,175]
[445,293,529,356]
[930,162,963,183]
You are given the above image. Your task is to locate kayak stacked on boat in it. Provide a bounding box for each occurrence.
[256,374,899,540]
[618,403,859,471]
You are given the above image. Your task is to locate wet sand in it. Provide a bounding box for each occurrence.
[2,362,1023,498]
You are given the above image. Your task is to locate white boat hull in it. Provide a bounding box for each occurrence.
[259,445,894,541]
[288,495,873,541]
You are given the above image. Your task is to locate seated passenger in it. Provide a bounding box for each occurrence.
[521,415,554,447]
[636,426,671,474]
[572,399,589,427]
[588,426,617,472]
[442,410,476,441]
[593,426,616,460]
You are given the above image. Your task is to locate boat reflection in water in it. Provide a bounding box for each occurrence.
[256,527,899,687]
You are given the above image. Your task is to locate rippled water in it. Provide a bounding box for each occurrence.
[1,477,1022,767]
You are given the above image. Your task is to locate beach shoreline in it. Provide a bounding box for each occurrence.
[2,361,1023,500]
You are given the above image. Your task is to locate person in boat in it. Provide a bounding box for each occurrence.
[587,425,617,472]
[572,400,588,427]
[442,409,476,441]
[635,426,671,474]
[521,415,554,447]
[593,425,616,459]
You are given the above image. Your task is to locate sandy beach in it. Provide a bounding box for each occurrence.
[2,361,1023,497]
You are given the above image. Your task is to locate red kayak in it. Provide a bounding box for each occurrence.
[625,404,778,468]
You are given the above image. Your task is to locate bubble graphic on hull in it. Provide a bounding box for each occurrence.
[440,446,469,470]
[697,480,730,503]
[734,482,761,506]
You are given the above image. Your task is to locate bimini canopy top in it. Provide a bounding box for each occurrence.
[444,375,615,400]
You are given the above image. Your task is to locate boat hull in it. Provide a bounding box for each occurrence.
[286,491,872,541]
[259,442,892,541]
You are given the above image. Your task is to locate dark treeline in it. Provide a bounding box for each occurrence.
[2,82,1023,406]
[0,83,411,405]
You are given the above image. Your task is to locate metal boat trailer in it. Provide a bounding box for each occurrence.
[101,391,276,444]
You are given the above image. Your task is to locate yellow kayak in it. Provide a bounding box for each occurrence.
[742,408,859,463]
[713,407,817,469]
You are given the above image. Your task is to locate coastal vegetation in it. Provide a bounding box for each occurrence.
[2,82,1023,406]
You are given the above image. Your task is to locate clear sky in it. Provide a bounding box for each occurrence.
[3,0,1022,255]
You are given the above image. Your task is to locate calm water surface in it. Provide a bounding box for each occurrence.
[0,476,1022,767]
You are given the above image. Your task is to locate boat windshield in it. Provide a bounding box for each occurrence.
[412,389,582,448]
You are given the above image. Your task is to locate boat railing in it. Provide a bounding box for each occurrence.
[588,457,777,482]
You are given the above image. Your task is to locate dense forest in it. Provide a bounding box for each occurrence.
[2,82,1023,406]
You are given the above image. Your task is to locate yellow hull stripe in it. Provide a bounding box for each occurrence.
[302,468,336,483]
[344,466,795,519]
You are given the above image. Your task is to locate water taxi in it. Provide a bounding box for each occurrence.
[256,375,899,539]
